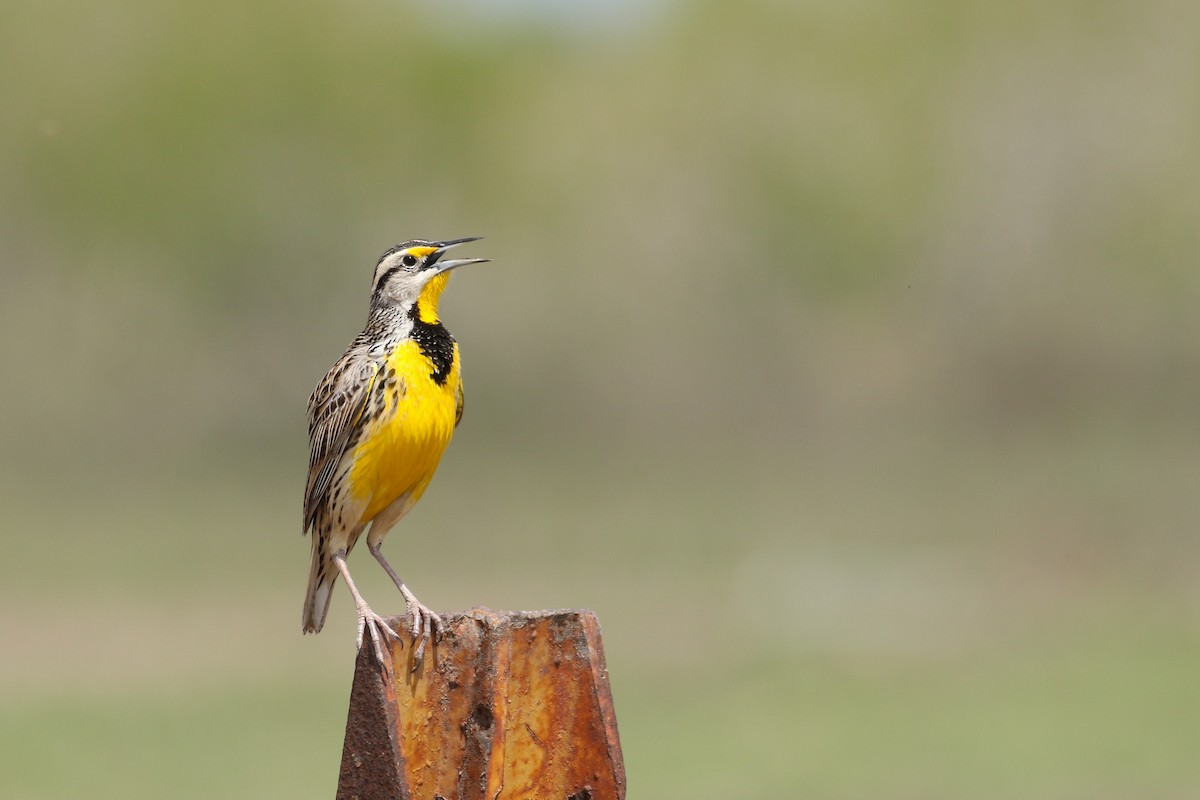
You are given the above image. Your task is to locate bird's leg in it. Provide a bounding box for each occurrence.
[332,551,398,666]
[368,541,441,669]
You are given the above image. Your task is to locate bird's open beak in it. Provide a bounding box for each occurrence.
[424,237,489,273]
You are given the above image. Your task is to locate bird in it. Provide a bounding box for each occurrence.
[302,237,488,667]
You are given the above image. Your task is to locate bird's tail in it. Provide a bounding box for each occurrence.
[302,534,337,634]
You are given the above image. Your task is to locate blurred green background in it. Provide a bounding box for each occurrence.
[3,0,1200,797]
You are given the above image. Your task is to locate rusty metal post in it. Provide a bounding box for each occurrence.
[337,607,625,800]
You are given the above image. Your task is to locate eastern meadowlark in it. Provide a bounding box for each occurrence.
[302,237,487,665]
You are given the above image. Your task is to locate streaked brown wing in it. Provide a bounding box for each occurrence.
[303,354,379,532]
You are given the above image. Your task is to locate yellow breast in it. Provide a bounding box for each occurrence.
[348,340,462,522]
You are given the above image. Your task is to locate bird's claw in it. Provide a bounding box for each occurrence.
[355,607,399,667]
[406,600,441,671]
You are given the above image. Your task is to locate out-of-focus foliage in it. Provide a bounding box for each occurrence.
[3,0,1200,797]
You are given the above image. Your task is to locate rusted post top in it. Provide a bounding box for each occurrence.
[337,607,625,800]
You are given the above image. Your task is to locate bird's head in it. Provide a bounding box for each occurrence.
[370,237,488,320]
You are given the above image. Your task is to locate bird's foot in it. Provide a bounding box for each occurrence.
[355,605,399,666]
[401,590,441,670]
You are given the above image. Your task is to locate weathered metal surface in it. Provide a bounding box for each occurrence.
[337,608,625,800]
[336,643,408,800]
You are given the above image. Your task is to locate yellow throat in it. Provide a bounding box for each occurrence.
[349,270,462,521]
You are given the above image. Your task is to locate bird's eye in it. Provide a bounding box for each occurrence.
[401,254,418,268]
